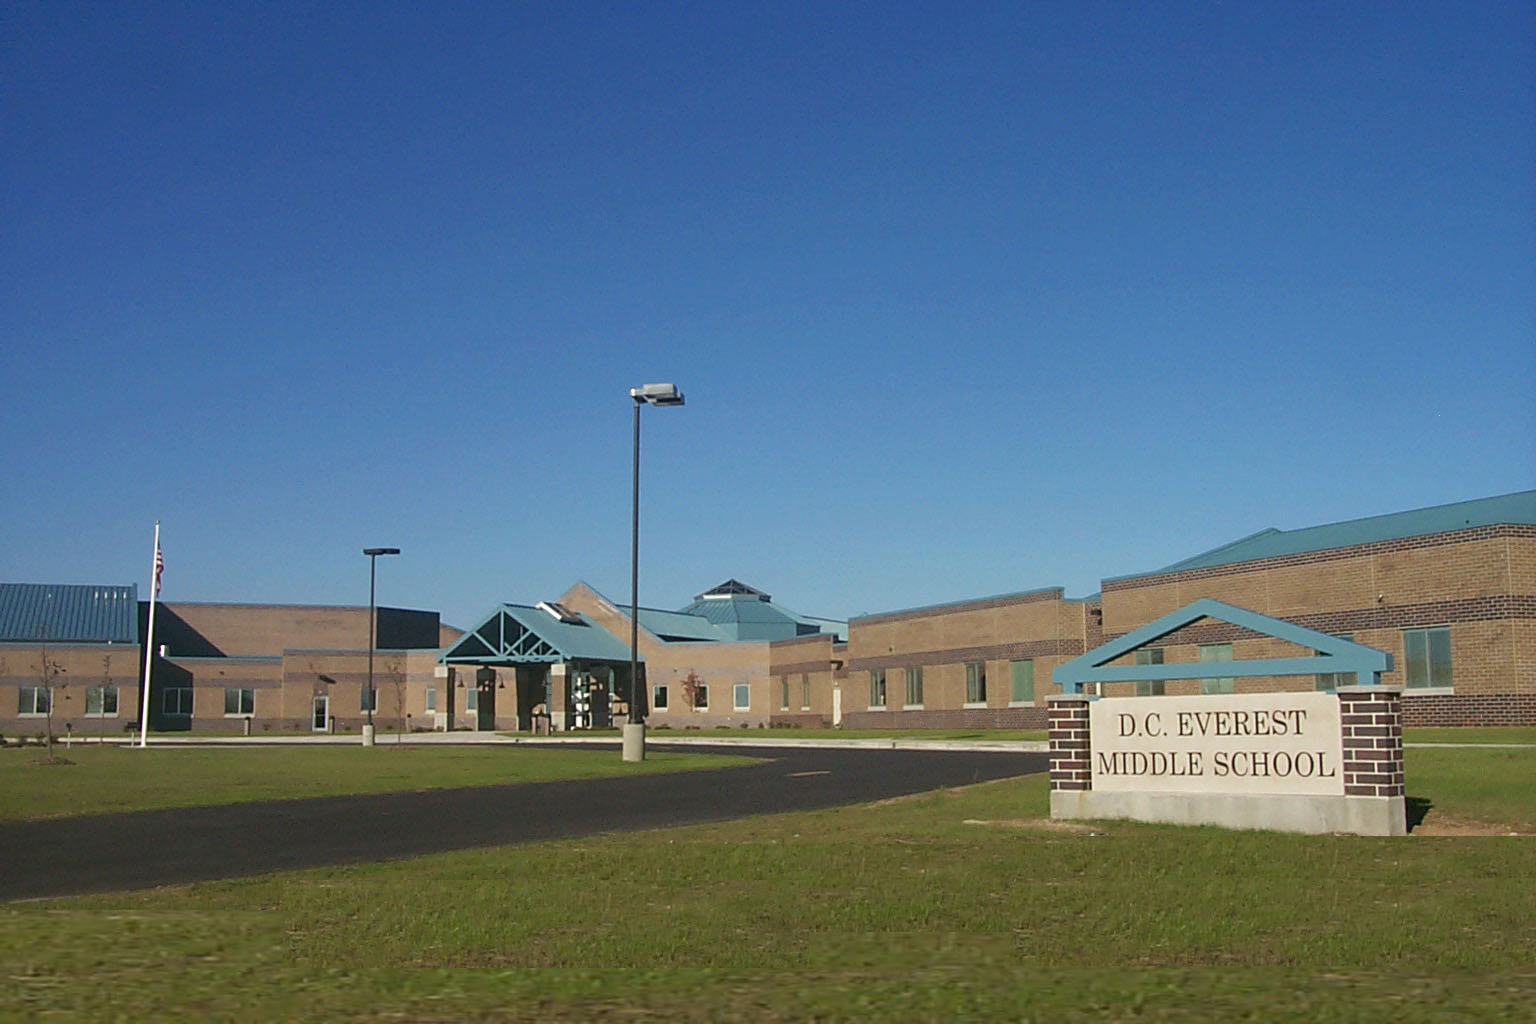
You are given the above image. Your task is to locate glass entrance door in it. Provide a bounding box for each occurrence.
[312,695,329,732]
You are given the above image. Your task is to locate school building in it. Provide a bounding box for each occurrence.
[2,490,1531,737]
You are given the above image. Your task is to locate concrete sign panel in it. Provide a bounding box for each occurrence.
[1089,691,1344,797]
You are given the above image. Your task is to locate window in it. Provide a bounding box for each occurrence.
[85,685,119,716]
[1404,627,1452,689]
[1010,659,1035,704]
[465,687,478,712]
[965,662,987,704]
[163,687,193,716]
[905,666,924,707]
[694,683,708,710]
[800,673,810,710]
[425,686,436,711]
[1314,634,1357,690]
[1199,643,1234,695]
[779,676,790,710]
[869,669,886,708]
[1135,648,1166,697]
[223,687,254,716]
[733,683,750,710]
[17,686,50,716]
[653,685,669,710]
[360,687,377,712]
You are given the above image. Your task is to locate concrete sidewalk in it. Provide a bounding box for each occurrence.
[105,731,1052,753]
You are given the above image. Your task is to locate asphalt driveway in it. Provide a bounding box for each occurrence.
[0,743,1046,901]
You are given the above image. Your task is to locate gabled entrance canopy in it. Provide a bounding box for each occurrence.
[1053,598,1393,695]
[440,603,636,665]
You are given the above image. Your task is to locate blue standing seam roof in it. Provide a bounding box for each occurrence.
[0,583,139,644]
[1111,490,1536,581]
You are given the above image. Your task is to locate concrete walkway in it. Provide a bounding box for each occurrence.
[115,731,1053,752]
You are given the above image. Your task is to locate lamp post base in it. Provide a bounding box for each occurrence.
[622,722,645,762]
[362,723,375,747]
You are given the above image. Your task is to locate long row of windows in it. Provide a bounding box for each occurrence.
[11,628,1458,724]
[863,660,1035,709]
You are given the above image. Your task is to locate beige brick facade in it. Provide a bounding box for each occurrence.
[837,588,1092,730]
[1100,527,1536,725]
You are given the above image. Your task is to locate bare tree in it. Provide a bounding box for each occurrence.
[680,670,705,712]
[385,653,408,743]
[34,628,66,753]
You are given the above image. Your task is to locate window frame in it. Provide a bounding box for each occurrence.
[162,687,193,716]
[800,673,810,711]
[904,666,924,709]
[85,684,119,717]
[223,686,255,716]
[1199,643,1235,695]
[964,661,987,706]
[1009,658,1035,705]
[1135,648,1166,697]
[652,684,669,710]
[733,682,750,711]
[868,668,886,709]
[17,685,51,716]
[1403,626,1453,690]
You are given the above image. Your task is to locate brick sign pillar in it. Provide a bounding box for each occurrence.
[1048,694,1093,794]
[1337,686,1405,800]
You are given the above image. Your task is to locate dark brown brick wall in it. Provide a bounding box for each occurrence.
[1048,697,1092,791]
[1403,693,1536,726]
[842,706,1049,730]
[1339,690,1405,798]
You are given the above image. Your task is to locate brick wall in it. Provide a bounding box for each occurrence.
[1338,689,1405,797]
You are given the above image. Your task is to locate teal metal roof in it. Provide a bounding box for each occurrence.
[636,606,722,642]
[440,603,637,664]
[1113,491,1536,581]
[582,581,846,644]
[676,584,847,642]
[0,583,139,644]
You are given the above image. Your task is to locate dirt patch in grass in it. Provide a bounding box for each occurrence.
[961,817,1103,834]
[26,756,76,768]
[1411,812,1528,836]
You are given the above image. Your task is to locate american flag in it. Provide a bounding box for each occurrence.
[154,545,164,596]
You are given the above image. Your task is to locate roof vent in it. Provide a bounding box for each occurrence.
[537,601,584,624]
[697,579,770,602]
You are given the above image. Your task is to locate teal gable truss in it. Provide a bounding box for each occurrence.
[1052,598,1393,695]
[439,604,635,665]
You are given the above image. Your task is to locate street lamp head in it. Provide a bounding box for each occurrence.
[630,382,684,407]
[363,547,401,557]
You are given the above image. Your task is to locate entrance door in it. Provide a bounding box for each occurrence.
[312,695,329,732]
[477,686,495,731]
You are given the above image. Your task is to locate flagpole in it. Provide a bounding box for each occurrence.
[138,522,160,749]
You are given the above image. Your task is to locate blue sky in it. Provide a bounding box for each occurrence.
[3,1,1533,630]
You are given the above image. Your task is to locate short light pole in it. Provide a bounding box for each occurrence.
[362,547,400,747]
[626,382,684,762]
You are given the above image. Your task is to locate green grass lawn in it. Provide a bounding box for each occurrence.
[0,745,755,822]
[1404,725,1536,745]
[0,744,1531,1021]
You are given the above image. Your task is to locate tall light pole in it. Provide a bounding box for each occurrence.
[626,382,684,763]
[362,547,400,747]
